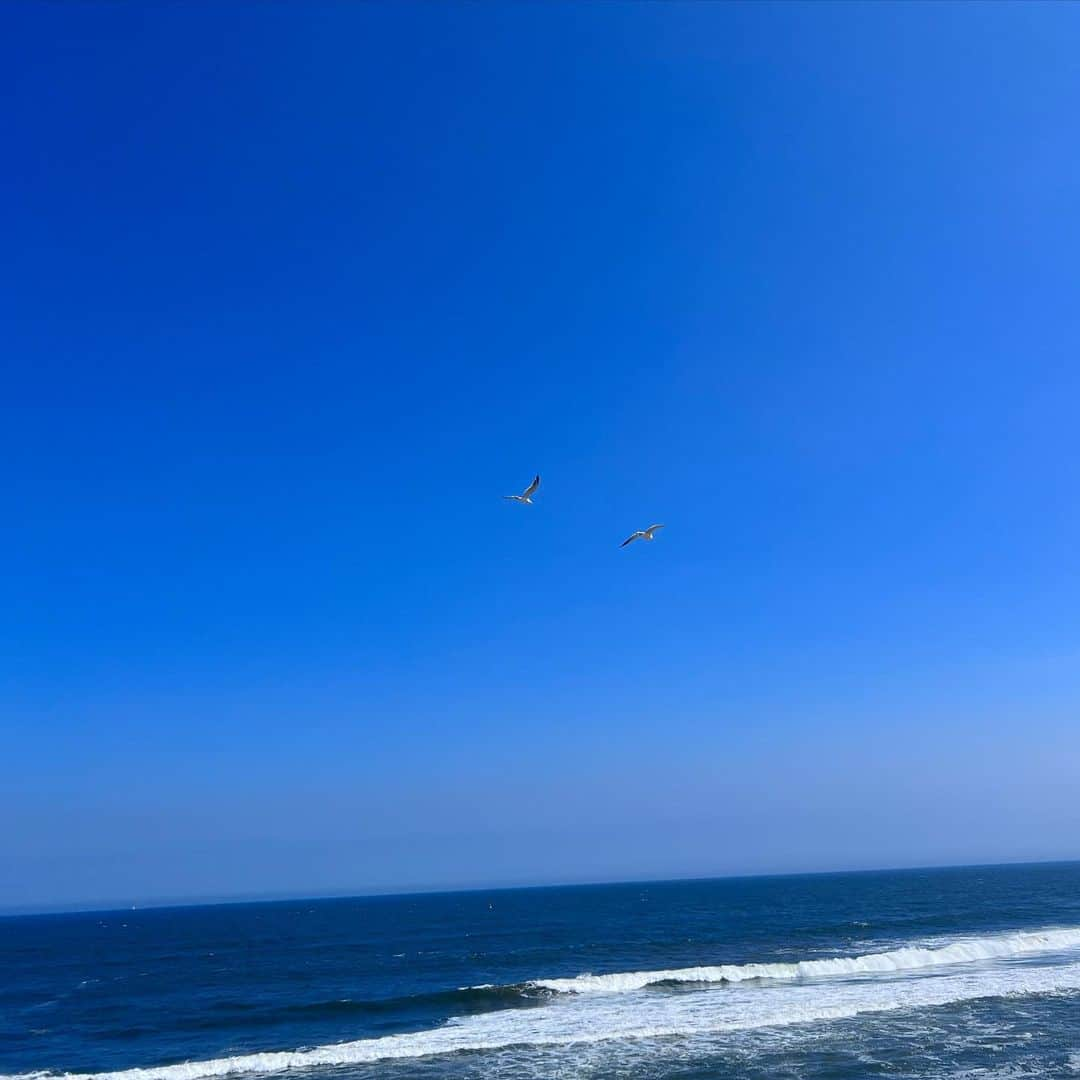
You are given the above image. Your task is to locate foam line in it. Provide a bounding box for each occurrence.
[9,929,1080,1080]
[530,926,1080,993]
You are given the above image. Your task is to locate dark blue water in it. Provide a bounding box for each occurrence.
[4,863,1080,1080]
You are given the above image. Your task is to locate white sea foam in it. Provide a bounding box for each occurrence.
[9,928,1080,1080]
[530,926,1080,993]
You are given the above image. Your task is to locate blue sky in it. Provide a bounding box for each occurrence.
[3,2,1080,911]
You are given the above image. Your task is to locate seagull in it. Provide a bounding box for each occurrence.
[621,524,665,547]
[504,474,540,504]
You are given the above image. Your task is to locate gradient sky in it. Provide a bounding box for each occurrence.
[3,2,1080,911]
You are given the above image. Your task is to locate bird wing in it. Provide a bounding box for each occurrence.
[522,474,540,498]
[503,495,521,500]
[621,532,643,547]
[647,524,665,533]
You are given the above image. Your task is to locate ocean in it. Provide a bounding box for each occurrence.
[3,862,1080,1080]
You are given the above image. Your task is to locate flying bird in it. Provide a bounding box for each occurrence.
[621,524,665,547]
[504,474,541,504]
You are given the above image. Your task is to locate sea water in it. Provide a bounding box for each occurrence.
[4,862,1080,1079]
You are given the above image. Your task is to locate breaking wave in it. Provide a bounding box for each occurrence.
[8,927,1080,1080]
[529,926,1080,993]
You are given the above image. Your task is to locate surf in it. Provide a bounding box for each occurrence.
[8,927,1080,1080]
[527,926,1080,993]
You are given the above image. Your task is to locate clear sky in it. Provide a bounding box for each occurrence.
[3,2,1080,911]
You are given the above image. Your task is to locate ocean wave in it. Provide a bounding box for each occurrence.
[7,959,1080,1080]
[127,984,544,1035]
[9,928,1080,1080]
[528,927,1080,993]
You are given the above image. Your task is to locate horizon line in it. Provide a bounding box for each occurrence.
[4,855,1078,920]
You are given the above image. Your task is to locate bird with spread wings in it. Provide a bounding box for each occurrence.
[504,475,541,504]
[621,524,665,547]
